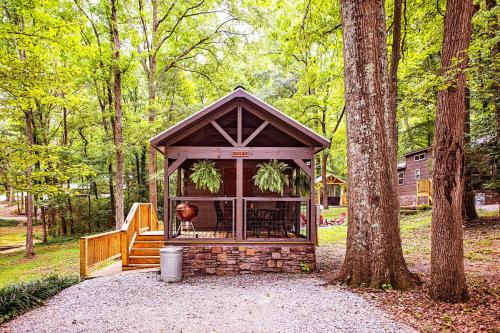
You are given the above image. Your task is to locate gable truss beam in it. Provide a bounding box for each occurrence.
[237,106,242,145]
[210,120,238,147]
[159,101,238,148]
[293,159,312,177]
[167,157,186,177]
[244,104,316,147]
[242,121,269,147]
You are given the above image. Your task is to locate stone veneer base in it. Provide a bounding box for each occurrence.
[182,244,316,276]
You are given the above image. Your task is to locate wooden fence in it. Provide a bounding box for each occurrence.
[80,203,160,277]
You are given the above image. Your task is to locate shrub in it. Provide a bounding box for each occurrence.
[417,204,432,212]
[0,219,18,227]
[300,261,310,273]
[0,275,80,323]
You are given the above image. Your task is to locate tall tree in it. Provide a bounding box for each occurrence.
[389,0,403,120]
[337,0,418,289]
[136,1,236,210]
[24,109,35,258]
[110,0,125,229]
[463,87,477,221]
[430,0,473,303]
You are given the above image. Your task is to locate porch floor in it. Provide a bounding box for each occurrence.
[141,230,302,239]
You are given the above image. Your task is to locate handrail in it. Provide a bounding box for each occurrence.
[80,202,160,277]
[244,196,308,202]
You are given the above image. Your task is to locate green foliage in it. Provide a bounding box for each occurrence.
[293,169,310,197]
[253,160,290,195]
[417,204,432,212]
[190,160,222,193]
[381,283,393,291]
[0,241,79,287]
[0,219,18,227]
[300,261,310,273]
[0,275,80,323]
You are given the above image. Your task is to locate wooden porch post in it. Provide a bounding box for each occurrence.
[236,158,243,240]
[163,147,170,240]
[310,156,317,243]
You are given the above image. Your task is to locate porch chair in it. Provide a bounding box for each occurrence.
[213,201,231,237]
[328,212,346,226]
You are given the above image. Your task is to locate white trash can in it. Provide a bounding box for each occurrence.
[160,246,183,282]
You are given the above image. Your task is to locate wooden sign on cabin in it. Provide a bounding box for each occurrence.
[231,150,249,157]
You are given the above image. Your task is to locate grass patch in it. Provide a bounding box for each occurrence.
[318,207,434,254]
[0,241,79,288]
[318,207,347,246]
[0,219,18,227]
[477,209,499,218]
[0,275,80,324]
[0,225,41,247]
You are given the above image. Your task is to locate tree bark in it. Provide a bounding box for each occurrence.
[146,0,159,211]
[41,206,47,243]
[389,0,402,122]
[321,152,329,208]
[463,88,477,221]
[110,0,125,229]
[24,110,35,258]
[337,0,418,290]
[61,209,67,236]
[430,0,472,303]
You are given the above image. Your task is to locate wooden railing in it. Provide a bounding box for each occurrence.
[416,179,432,206]
[79,230,121,277]
[80,203,160,277]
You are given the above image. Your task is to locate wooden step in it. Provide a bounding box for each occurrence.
[122,264,159,271]
[133,241,164,248]
[130,248,160,256]
[129,256,160,264]
[136,234,164,241]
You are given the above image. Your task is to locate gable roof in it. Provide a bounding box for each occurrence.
[149,88,330,149]
[315,174,345,184]
[404,147,431,157]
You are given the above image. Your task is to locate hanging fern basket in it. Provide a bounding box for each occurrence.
[189,160,222,193]
[253,160,290,195]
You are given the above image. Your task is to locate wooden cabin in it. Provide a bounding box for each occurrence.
[143,88,329,275]
[397,148,432,206]
[315,174,346,206]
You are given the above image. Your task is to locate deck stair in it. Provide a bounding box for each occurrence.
[123,234,163,270]
[79,203,163,277]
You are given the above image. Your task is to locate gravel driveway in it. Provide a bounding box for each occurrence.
[2,272,415,333]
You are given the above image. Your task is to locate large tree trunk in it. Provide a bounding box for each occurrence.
[108,162,115,228]
[430,0,472,303]
[337,0,418,290]
[463,88,477,221]
[110,0,125,229]
[147,0,159,210]
[24,110,35,258]
[41,206,47,243]
[8,186,14,205]
[388,0,402,120]
[321,152,329,208]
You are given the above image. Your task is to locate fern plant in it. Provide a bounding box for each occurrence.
[190,160,222,193]
[293,169,310,197]
[253,160,290,195]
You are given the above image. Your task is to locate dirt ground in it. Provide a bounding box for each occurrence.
[318,216,500,333]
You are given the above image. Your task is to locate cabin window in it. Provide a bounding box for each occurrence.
[415,169,421,180]
[414,153,425,161]
[398,171,405,185]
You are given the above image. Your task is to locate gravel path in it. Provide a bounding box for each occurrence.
[2,272,415,333]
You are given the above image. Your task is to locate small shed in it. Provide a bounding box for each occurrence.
[148,88,330,275]
[315,174,346,206]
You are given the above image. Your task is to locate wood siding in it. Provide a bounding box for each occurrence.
[398,150,432,196]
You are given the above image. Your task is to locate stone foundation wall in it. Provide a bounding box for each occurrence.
[182,245,315,276]
[399,195,417,207]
